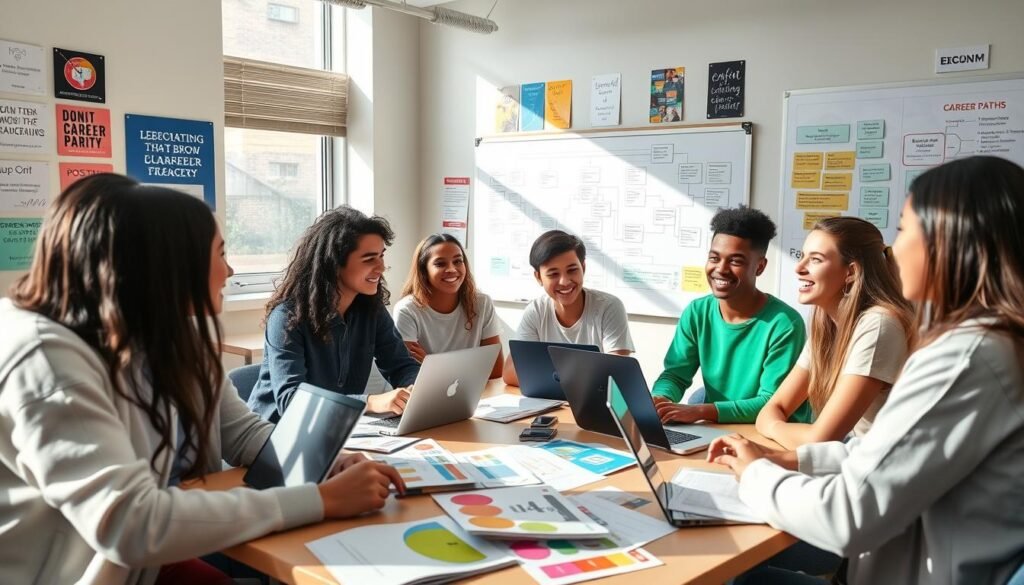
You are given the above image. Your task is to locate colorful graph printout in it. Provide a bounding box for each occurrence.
[306,515,516,585]
[433,486,609,540]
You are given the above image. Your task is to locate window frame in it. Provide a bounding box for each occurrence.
[266,3,300,23]
[224,1,345,297]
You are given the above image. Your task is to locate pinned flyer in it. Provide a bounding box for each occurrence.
[440,177,470,245]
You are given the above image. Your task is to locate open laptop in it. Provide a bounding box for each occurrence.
[244,383,364,489]
[605,377,740,527]
[362,344,501,436]
[509,340,599,400]
[548,346,728,454]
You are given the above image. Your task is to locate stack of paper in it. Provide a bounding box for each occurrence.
[668,469,764,524]
[511,490,673,584]
[344,435,421,454]
[536,440,636,475]
[432,486,610,540]
[474,394,564,423]
[455,447,543,489]
[495,445,606,491]
[307,515,517,585]
[373,439,475,495]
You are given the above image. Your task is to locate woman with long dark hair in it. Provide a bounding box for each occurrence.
[714,156,1024,584]
[247,206,420,422]
[756,217,914,449]
[394,233,503,378]
[0,175,403,585]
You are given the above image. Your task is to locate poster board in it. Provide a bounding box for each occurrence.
[777,76,1024,313]
[473,123,752,318]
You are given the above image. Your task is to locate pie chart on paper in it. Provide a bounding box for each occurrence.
[402,521,486,564]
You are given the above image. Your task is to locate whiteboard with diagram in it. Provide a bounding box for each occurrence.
[472,124,752,318]
[777,76,1024,314]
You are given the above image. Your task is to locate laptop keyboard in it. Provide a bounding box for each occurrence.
[665,428,701,444]
[361,411,402,428]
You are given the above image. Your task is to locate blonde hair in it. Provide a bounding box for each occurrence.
[806,217,915,414]
[400,234,479,330]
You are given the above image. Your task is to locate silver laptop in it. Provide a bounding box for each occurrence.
[606,377,740,526]
[363,344,500,436]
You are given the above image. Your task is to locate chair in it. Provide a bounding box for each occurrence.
[227,364,261,403]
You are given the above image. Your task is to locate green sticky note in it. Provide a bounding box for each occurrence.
[856,141,884,158]
[905,169,927,189]
[860,208,889,229]
[796,125,851,144]
[860,186,890,207]
[489,256,509,276]
[860,163,891,182]
[0,218,42,271]
[857,120,885,140]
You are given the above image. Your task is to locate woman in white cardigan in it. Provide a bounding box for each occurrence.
[0,174,404,585]
[711,156,1024,585]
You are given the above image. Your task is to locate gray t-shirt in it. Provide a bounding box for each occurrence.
[515,288,635,353]
[393,292,502,354]
[797,307,908,436]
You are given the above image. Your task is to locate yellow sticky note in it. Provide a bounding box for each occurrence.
[793,152,823,171]
[825,151,856,170]
[791,170,821,189]
[682,266,709,293]
[803,211,840,229]
[545,79,572,129]
[821,172,853,191]
[796,191,849,210]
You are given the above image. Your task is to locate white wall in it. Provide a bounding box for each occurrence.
[1,2,422,367]
[418,0,1024,379]
[0,0,225,295]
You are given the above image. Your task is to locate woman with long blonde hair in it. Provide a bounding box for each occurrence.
[756,217,914,449]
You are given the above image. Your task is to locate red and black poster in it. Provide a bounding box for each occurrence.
[53,48,106,103]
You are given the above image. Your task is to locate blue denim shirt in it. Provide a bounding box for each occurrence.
[248,301,420,422]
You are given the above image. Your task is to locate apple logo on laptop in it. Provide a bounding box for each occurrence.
[446,379,460,397]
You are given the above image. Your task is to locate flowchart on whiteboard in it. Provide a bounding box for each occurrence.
[778,77,1024,314]
[473,127,750,318]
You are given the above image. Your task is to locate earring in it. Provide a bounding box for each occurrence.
[842,281,853,297]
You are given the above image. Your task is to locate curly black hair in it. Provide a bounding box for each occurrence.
[709,206,777,253]
[267,206,394,342]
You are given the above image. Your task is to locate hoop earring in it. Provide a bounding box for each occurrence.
[842,282,853,297]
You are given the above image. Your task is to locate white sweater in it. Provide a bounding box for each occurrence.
[739,321,1024,584]
[0,299,324,585]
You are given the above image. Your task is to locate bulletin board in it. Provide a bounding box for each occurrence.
[473,123,752,318]
[777,75,1024,313]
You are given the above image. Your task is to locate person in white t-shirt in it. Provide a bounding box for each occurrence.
[502,230,635,386]
[756,217,914,449]
[395,233,503,378]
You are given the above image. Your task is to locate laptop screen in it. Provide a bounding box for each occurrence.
[607,377,673,519]
[244,384,364,489]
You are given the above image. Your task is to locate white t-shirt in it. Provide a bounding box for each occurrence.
[393,292,502,354]
[515,288,635,353]
[797,307,908,436]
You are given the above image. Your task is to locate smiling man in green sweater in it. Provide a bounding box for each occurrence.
[653,207,811,424]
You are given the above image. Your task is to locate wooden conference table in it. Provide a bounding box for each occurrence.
[196,380,796,584]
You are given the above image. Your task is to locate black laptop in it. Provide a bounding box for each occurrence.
[548,346,727,453]
[509,340,599,400]
[244,383,365,489]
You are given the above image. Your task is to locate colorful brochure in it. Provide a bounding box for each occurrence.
[433,486,610,540]
[307,515,516,585]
